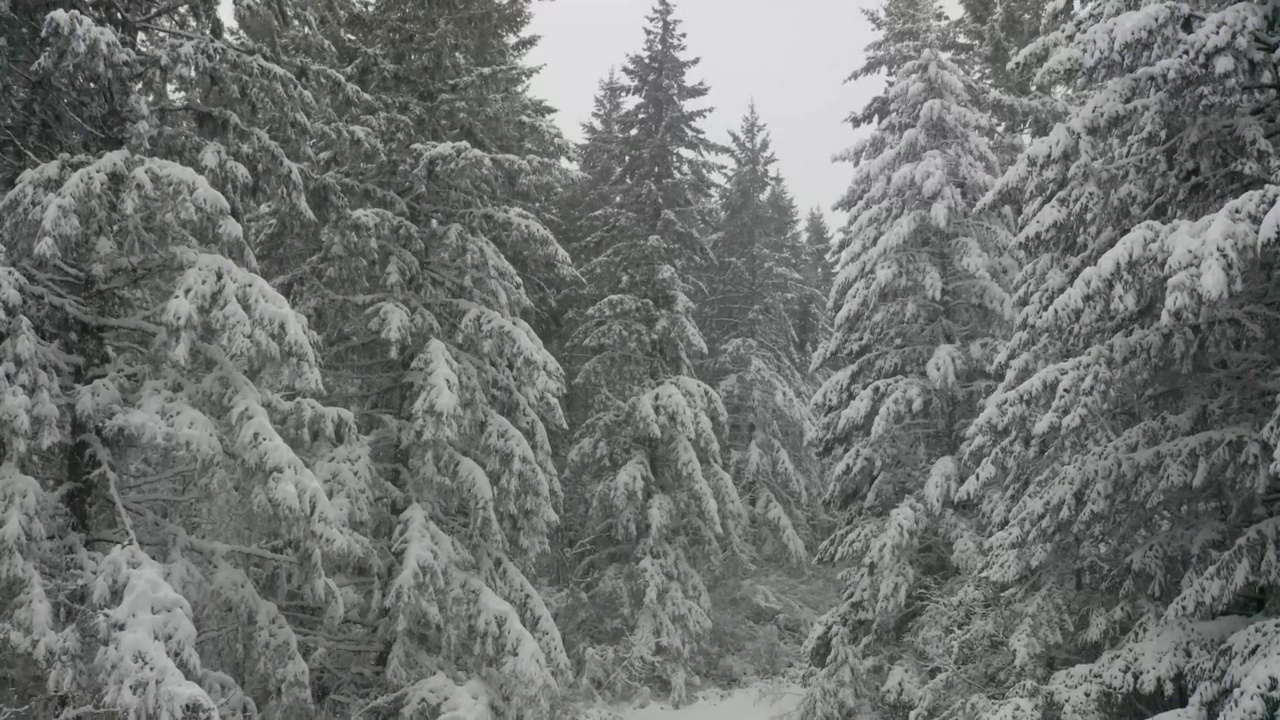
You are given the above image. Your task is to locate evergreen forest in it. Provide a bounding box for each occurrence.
[3,0,1280,718]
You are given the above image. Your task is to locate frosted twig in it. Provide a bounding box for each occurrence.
[0,127,41,165]
[125,501,300,564]
[83,435,139,546]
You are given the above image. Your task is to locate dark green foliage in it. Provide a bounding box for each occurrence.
[699,105,826,566]
[795,208,834,360]
[559,0,747,705]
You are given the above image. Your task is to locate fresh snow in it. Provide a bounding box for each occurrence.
[620,684,802,720]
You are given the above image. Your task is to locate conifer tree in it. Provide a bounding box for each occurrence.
[956,0,1046,98]
[0,0,378,714]
[957,0,1060,166]
[702,105,824,564]
[563,0,747,704]
[553,68,629,463]
[958,0,1280,715]
[272,0,577,716]
[0,0,583,716]
[798,0,1012,715]
[563,69,629,270]
[796,208,835,360]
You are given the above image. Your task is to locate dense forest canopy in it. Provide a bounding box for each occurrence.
[3,0,1280,718]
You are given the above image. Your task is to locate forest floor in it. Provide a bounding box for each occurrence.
[617,682,803,719]
[583,567,835,719]
[570,567,834,719]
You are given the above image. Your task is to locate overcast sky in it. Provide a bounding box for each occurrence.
[525,0,887,225]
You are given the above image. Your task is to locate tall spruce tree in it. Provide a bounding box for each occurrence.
[563,69,629,270]
[269,0,579,716]
[796,208,836,360]
[956,0,1046,98]
[563,0,747,704]
[798,0,1013,715]
[552,68,629,473]
[957,0,1280,715]
[0,0,380,715]
[0,0,584,715]
[703,105,824,564]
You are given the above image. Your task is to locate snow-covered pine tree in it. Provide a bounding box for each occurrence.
[798,0,1013,715]
[561,69,629,274]
[700,105,824,565]
[268,0,578,716]
[552,67,629,466]
[0,0,378,715]
[563,0,747,704]
[955,0,1047,99]
[768,184,827,372]
[960,0,1280,716]
[956,0,1060,160]
[795,208,836,361]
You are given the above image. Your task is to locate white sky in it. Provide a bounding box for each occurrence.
[526,0,888,225]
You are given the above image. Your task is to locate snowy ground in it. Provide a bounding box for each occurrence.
[619,683,802,720]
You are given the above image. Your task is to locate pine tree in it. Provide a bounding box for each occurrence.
[796,208,835,360]
[0,0,377,714]
[798,0,1013,715]
[563,69,630,270]
[0,0,584,715]
[563,0,747,704]
[955,0,1060,157]
[955,0,1046,98]
[958,0,1280,716]
[552,67,630,465]
[271,0,577,716]
[702,105,824,565]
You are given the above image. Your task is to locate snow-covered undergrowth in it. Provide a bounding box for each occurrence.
[699,569,840,687]
[598,683,803,720]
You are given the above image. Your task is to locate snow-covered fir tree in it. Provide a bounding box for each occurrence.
[956,0,1060,160]
[562,0,748,704]
[560,69,629,274]
[798,0,1014,715]
[262,0,578,716]
[0,0,380,715]
[700,105,824,565]
[956,0,1047,98]
[795,208,836,361]
[0,0,582,716]
[551,67,629,460]
[957,0,1280,716]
